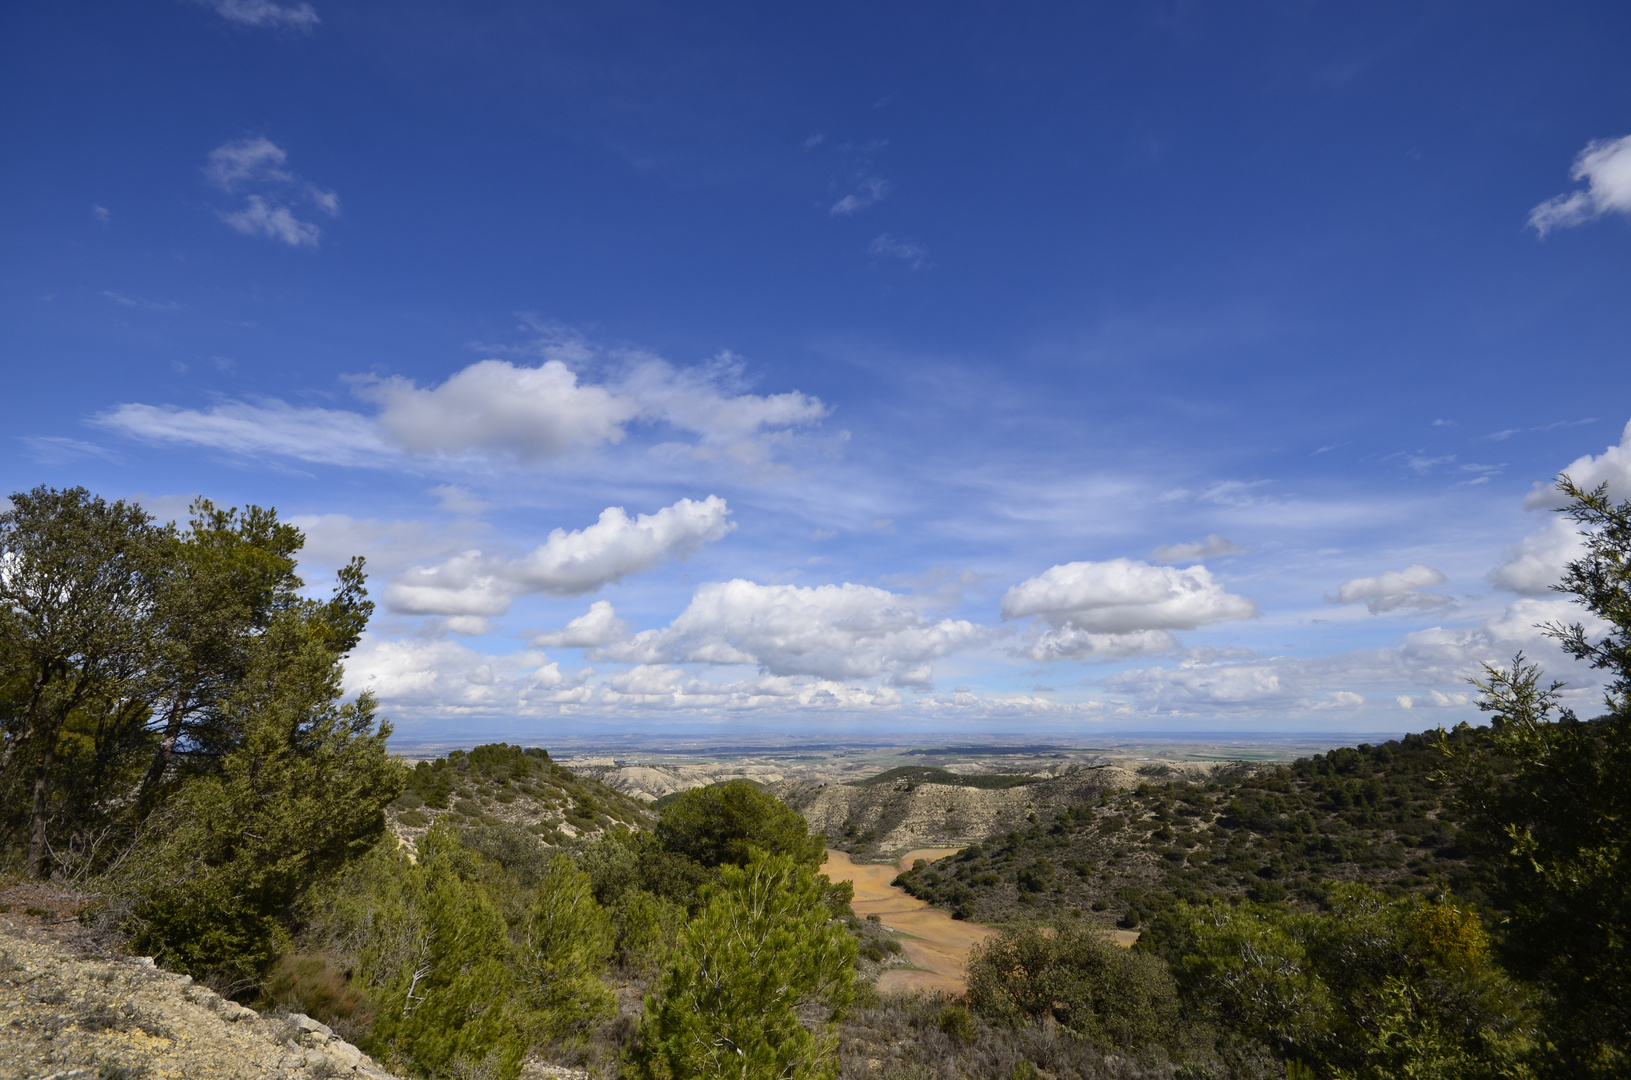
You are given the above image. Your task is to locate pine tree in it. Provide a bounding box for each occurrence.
[0,487,167,876]
[1453,477,1631,1076]
[365,824,527,1078]
[635,850,855,1080]
[519,853,616,1043]
[118,584,401,989]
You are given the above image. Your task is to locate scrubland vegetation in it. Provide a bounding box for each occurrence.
[3,479,1629,1079]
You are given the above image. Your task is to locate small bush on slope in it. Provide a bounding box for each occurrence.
[966,925,1179,1054]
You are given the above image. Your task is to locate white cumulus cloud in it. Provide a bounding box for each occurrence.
[359,359,641,461]
[1525,418,1631,508]
[1490,518,1583,597]
[1001,558,1256,661]
[532,601,630,648]
[596,579,983,686]
[1148,534,1245,564]
[385,497,733,617]
[1529,135,1631,237]
[1332,564,1453,614]
[346,637,578,713]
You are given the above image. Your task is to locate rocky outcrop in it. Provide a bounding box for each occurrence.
[772,766,1140,856]
[0,920,401,1080]
[566,761,792,803]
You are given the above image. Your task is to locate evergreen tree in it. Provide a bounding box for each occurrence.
[366,825,527,1079]
[1450,476,1631,1076]
[139,498,307,802]
[519,853,616,1044]
[116,567,400,989]
[635,850,856,1080]
[656,781,828,872]
[0,486,167,877]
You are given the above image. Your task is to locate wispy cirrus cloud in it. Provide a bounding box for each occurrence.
[104,291,182,311]
[17,436,123,466]
[205,137,337,247]
[193,0,319,31]
[869,233,927,269]
[1529,134,1631,237]
[92,398,387,466]
[831,176,890,216]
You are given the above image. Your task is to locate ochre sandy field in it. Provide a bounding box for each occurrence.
[823,848,998,996]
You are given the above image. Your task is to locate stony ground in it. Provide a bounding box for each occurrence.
[0,883,398,1080]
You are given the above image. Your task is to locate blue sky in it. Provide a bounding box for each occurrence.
[5,1,1631,742]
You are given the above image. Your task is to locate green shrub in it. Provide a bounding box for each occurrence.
[655,781,827,871]
[936,1004,978,1046]
[967,925,1178,1053]
[1160,885,1535,1078]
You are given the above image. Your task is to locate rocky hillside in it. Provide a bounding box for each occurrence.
[566,759,798,802]
[388,743,654,850]
[772,763,1168,856]
[0,885,400,1080]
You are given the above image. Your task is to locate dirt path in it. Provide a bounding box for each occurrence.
[824,848,997,996]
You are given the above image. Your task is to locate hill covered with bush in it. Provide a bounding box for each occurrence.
[389,743,652,848]
[893,727,1487,927]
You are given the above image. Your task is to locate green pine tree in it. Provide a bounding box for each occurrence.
[519,853,616,1044]
[635,849,856,1080]
[365,824,527,1079]
[1450,476,1631,1076]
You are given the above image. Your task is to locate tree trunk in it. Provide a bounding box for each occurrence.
[139,697,189,803]
[0,671,50,783]
[25,722,59,879]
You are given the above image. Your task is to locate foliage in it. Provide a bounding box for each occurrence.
[656,780,828,871]
[1153,885,1533,1079]
[396,743,651,845]
[519,854,617,1044]
[895,728,1487,927]
[634,849,857,1080]
[117,643,402,988]
[263,952,375,1038]
[364,825,528,1079]
[966,925,1178,1054]
[1445,476,1631,1077]
[139,499,311,803]
[0,487,168,877]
